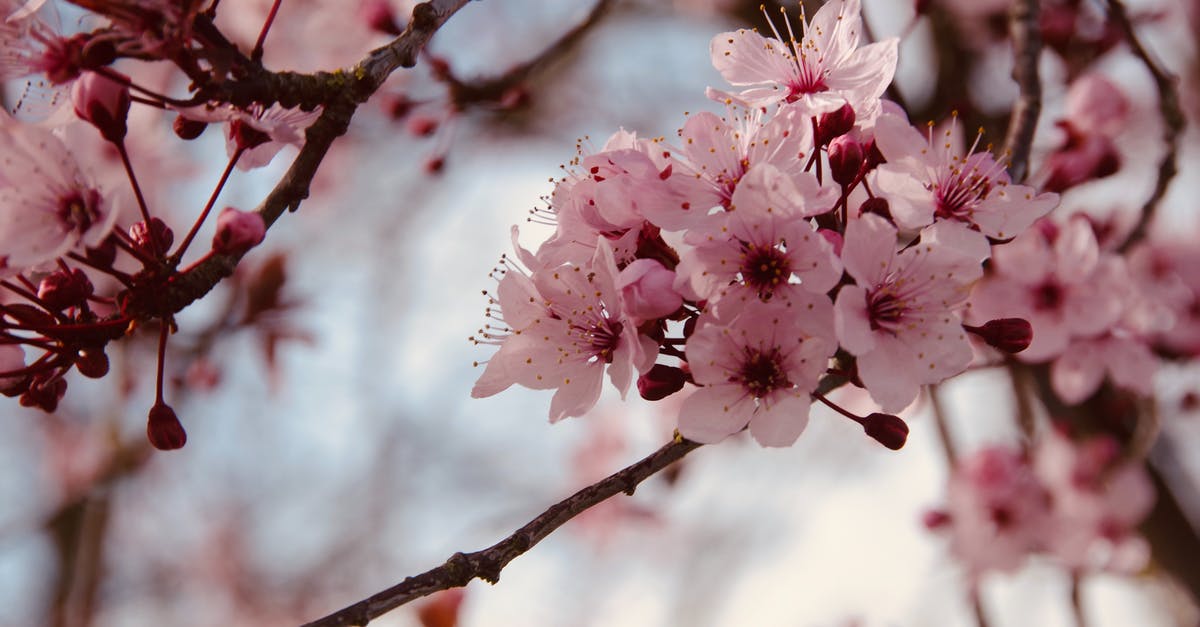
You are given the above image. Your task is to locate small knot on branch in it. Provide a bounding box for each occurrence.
[412,2,439,30]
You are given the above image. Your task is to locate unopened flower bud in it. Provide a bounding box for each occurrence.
[966,318,1033,354]
[828,136,864,186]
[816,103,855,145]
[72,70,131,143]
[638,364,688,401]
[38,268,94,311]
[212,207,265,255]
[862,412,908,450]
[424,156,445,174]
[619,259,683,322]
[75,349,109,378]
[129,218,173,253]
[147,402,186,450]
[173,115,208,140]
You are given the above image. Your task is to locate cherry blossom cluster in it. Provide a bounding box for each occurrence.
[926,430,1154,578]
[0,0,337,449]
[471,0,1059,449]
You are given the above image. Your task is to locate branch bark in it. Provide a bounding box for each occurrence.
[1002,0,1042,184]
[1109,0,1185,254]
[300,435,703,627]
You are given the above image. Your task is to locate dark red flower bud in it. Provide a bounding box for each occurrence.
[20,375,67,413]
[147,403,186,450]
[173,115,208,140]
[72,70,131,143]
[966,318,1033,354]
[129,218,173,253]
[638,364,688,401]
[862,412,908,450]
[828,136,864,186]
[858,196,891,221]
[0,375,30,398]
[408,116,439,137]
[75,349,109,378]
[816,103,855,146]
[38,268,94,311]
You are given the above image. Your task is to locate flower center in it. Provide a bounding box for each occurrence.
[733,347,791,398]
[785,64,828,102]
[868,291,904,331]
[575,318,623,363]
[739,241,791,299]
[1033,281,1064,311]
[57,191,98,234]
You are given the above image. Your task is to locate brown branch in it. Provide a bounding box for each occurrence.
[1110,0,1185,254]
[120,0,474,321]
[300,435,703,627]
[1002,0,1043,184]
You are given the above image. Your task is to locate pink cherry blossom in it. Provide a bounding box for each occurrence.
[1033,431,1154,573]
[939,446,1052,577]
[177,103,321,171]
[472,238,655,423]
[674,164,840,309]
[1065,74,1130,138]
[709,0,897,119]
[679,296,834,447]
[1050,335,1157,404]
[968,218,1127,362]
[873,112,1058,240]
[671,107,818,213]
[834,214,984,412]
[0,112,118,270]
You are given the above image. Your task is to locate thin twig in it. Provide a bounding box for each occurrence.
[1070,572,1089,627]
[300,436,703,627]
[1002,0,1042,183]
[1110,0,1185,254]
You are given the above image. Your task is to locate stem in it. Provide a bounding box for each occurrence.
[1070,573,1089,627]
[252,0,283,62]
[172,149,243,265]
[155,322,169,405]
[115,142,162,259]
[300,436,702,627]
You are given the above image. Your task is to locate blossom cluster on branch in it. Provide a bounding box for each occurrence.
[472,0,1057,448]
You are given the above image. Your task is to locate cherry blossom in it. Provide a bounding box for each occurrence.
[471,238,655,423]
[873,112,1058,240]
[834,214,984,412]
[679,296,834,446]
[709,0,897,118]
[0,111,118,270]
[968,218,1126,363]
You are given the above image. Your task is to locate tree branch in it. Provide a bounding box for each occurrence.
[120,0,474,321]
[1110,0,1185,254]
[300,435,703,627]
[1002,0,1042,184]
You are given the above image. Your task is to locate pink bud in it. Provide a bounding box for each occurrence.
[966,318,1033,354]
[147,402,186,450]
[20,375,67,413]
[923,509,951,530]
[862,412,908,450]
[212,207,265,255]
[618,259,683,322]
[827,136,864,186]
[72,70,131,143]
[637,364,688,401]
[38,268,94,311]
